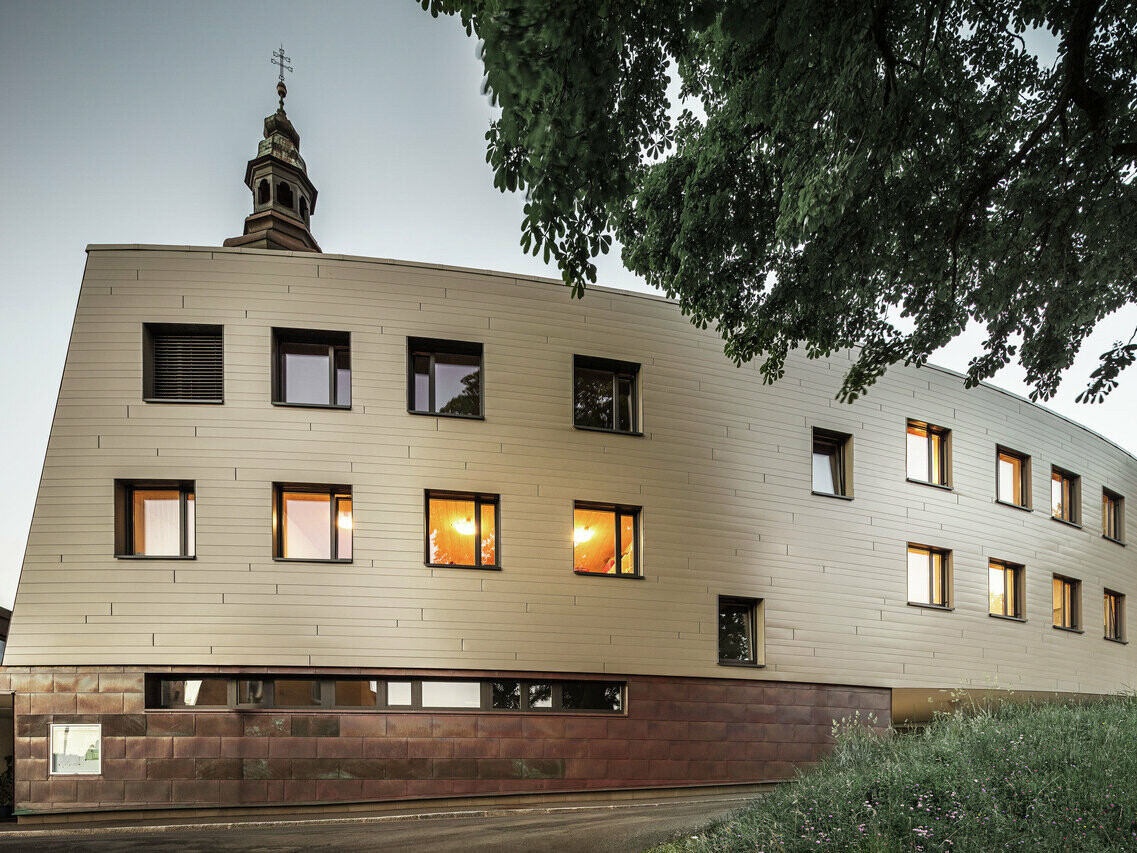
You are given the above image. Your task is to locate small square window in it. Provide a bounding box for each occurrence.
[573,502,640,577]
[334,680,379,707]
[386,681,413,707]
[1105,589,1125,642]
[718,596,763,666]
[1053,575,1081,630]
[114,480,195,558]
[160,678,229,707]
[143,323,223,403]
[50,724,101,775]
[273,679,322,707]
[996,448,1030,508]
[988,560,1024,619]
[907,544,951,607]
[906,420,950,486]
[1051,467,1081,525]
[273,484,352,561]
[425,491,499,568]
[812,428,852,497]
[408,338,483,417]
[273,328,350,407]
[573,355,640,433]
[236,679,267,706]
[1103,489,1125,543]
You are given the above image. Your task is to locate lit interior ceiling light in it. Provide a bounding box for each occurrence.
[453,518,476,535]
[337,512,353,530]
[573,526,593,545]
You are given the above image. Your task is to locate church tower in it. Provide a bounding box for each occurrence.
[224,47,320,253]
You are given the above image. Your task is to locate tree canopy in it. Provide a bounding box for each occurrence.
[420,0,1137,403]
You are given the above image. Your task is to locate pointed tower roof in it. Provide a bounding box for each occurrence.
[224,48,321,253]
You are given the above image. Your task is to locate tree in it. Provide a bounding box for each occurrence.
[419,0,1137,403]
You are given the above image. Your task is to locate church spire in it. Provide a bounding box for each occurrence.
[224,46,321,253]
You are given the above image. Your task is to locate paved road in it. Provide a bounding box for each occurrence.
[0,797,752,852]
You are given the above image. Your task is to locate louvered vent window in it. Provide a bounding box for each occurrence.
[143,324,224,402]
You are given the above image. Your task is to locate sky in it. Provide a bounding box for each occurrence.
[0,1,1134,608]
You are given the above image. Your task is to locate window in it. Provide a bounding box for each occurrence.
[50,724,101,775]
[272,328,350,407]
[408,338,483,417]
[159,679,229,707]
[573,355,640,433]
[425,491,499,568]
[143,323,223,403]
[277,180,294,209]
[1052,575,1081,630]
[1105,590,1125,642]
[1103,489,1125,543]
[1051,467,1081,525]
[907,545,951,607]
[149,675,624,713]
[995,447,1030,507]
[718,596,763,666]
[573,502,640,577]
[114,480,195,558]
[988,560,1024,619]
[906,420,950,486]
[812,428,852,497]
[273,484,352,561]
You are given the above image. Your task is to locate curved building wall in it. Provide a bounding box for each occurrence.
[6,245,1137,700]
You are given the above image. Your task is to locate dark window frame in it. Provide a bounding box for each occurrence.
[1051,466,1081,526]
[1105,589,1126,642]
[149,675,625,714]
[906,419,951,487]
[424,490,501,570]
[272,482,353,563]
[572,354,642,435]
[988,559,1025,620]
[407,337,485,419]
[812,427,853,498]
[572,501,642,579]
[272,327,351,409]
[717,595,764,667]
[995,446,1031,509]
[114,479,196,559]
[1102,488,1125,544]
[907,543,952,608]
[142,323,224,404]
[1052,574,1082,631]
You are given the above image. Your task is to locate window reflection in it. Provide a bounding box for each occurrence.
[528,683,553,708]
[408,340,483,417]
[573,357,638,432]
[718,598,756,663]
[907,545,949,606]
[997,450,1026,505]
[421,681,480,708]
[387,681,412,706]
[562,682,623,711]
[492,681,521,709]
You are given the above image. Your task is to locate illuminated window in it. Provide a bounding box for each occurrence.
[274,484,352,561]
[1051,468,1081,524]
[114,480,195,558]
[996,448,1029,507]
[906,420,950,485]
[1105,590,1125,642]
[273,328,351,408]
[408,338,483,417]
[1052,575,1081,630]
[1103,489,1125,543]
[425,491,499,568]
[718,596,763,666]
[907,545,950,607]
[573,502,640,577]
[812,428,852,497]
[573,355,640,433]
[988,560,1024,619]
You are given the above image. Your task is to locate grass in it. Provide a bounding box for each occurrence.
[653,695,1137,852]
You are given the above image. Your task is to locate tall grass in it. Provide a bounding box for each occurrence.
[656,695,1137,852]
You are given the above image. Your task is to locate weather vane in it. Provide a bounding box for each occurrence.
[271,45,293,110]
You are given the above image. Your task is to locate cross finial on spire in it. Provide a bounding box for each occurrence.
[271,45,293,110]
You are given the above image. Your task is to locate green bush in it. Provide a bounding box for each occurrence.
[657,696,1137,852]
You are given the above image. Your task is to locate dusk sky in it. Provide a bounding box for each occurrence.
[1,0,1134,608]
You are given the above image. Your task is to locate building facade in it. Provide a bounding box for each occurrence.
[4,92,1135,819]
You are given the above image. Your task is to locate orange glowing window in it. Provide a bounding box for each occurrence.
[426,491,498,568]
[573,503,640,577]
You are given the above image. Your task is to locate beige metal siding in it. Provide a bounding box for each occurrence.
[6,245,1136,695]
